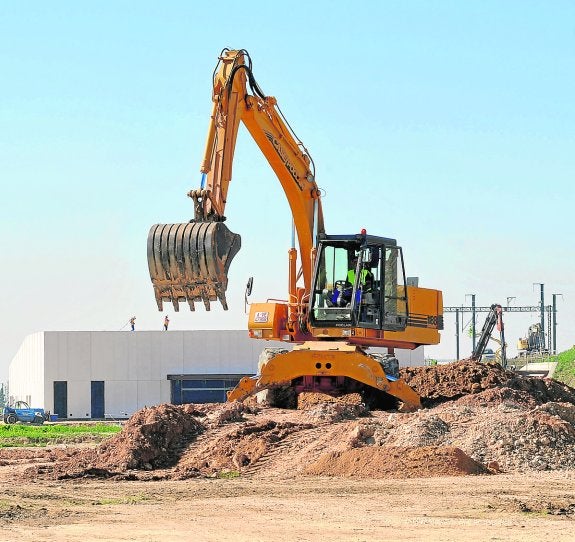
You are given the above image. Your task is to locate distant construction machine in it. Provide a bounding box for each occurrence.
[147,49,444,410]
[470,304,507,367]
[517,323,547,357]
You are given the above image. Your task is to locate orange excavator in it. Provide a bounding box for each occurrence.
[147,49,443,410]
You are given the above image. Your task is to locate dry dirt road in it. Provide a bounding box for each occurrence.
[4,361,575,541]
[2,467,575,542]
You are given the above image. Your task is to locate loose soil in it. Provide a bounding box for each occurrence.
[2,360,575,541]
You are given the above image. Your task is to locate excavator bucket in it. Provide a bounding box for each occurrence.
[147,222,241,311]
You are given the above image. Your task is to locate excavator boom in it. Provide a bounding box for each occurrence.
[148,49,322,312]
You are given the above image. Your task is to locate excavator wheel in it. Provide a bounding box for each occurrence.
[368,353,400,379]
[147,222,241,311]
[255,348,296,408]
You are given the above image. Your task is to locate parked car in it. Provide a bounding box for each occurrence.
[3,401,47,424]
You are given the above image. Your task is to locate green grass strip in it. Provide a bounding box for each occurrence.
[549,346,575,387]
[0,423,122,447]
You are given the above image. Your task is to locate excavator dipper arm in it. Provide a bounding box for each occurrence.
[148,49,323,311]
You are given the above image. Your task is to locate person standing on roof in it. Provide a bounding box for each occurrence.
[129,316,136,331]
[163,315,170,331]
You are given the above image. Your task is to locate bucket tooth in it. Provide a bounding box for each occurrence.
[185,287,196,311]
[154,289,163,311]
[147,222,241,311]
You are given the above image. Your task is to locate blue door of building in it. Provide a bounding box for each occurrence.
[91,381,105,419]
[53,381,67,419]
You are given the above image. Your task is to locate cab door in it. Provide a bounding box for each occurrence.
[382,245,408,331]
[352,245,382,328]
[353,245,408,331]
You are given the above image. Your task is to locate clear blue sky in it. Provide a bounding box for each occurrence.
[1,1,574,381]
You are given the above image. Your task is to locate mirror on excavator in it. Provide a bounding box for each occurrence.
[245,276,253,297]
[244,276,253,313]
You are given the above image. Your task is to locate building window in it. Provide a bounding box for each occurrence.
[168,375,246,404]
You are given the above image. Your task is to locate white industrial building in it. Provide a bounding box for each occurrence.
[8,330,425,420]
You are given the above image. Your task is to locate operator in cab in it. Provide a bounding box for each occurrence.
[331,253,373,307]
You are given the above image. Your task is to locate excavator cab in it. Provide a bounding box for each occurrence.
[309,234,408,332]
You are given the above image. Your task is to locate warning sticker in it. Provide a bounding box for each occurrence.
[254,312,269,323]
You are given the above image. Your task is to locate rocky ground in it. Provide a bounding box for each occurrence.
[4,360,575,482]
[3,360,575,541]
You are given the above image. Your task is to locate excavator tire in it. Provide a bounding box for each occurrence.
[255,348,296,408]
[147,222,241,311]
[368,353,400,379]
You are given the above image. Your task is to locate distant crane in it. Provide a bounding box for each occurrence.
[470,304,507,367]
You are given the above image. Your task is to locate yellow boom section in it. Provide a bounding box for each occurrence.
[198,49,324,290]
[149,48,324,312]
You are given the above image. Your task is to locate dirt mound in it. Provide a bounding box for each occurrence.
[97,403,204,470]
[21,361,575,482]
[401,360,575,406]
[305,445,488,478]
[297,392,363,408]
[29,403,205,479]
[454,386,540,409]
[368,400,575,472]
[174,419,314,479]
[297,392,368,422]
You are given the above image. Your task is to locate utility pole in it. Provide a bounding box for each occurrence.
[466,294,476,352]
[552,294,563,354]
[533,283,545,341]
[496,305,507,368]
[455,308,460,360]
